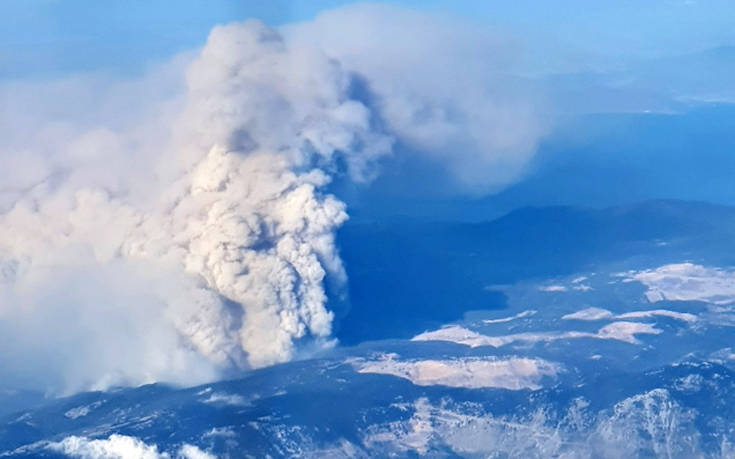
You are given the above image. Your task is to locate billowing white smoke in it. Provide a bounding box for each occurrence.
[286,3,546,193]
[0,7,543,393]
[0,19,389,391]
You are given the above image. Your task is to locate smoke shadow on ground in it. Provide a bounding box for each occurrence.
[334,199,735,345]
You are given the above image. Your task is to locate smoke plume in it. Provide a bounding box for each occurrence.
[0,6,543,393]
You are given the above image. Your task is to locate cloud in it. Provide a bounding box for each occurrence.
[46,434,214,459]
[0,6,545,393]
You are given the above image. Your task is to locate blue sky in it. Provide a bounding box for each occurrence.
[4,0,735,79]
[0,0,351,77]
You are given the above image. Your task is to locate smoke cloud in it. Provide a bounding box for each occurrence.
[0,6,544,393]
[286,4,547,193]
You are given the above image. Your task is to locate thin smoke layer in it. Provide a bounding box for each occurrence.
[0,8,543,393]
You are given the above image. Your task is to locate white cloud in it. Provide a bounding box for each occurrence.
[47,435,167,459]
[46,435,214,459]
[177,444,217,459]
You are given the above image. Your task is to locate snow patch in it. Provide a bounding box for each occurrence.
[482,310,536,324]
[616,309,697,323]
[562,307,614,321]
[352,355,560,390]
[629,263,735,305]
[562,307,697,323]
[595,321,662,344]
[201,392,249,407]
[64,401,103,419]
[412,322,661,348]
[362,390,700,458]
